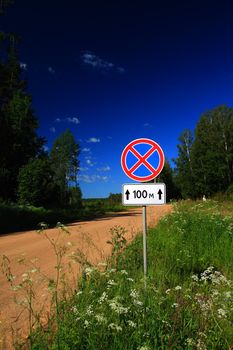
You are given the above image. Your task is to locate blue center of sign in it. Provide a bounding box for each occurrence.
[127,144,160,177]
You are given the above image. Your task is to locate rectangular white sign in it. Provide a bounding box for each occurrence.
[122,183,166,206]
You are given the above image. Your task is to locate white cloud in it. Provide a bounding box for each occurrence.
[78,174,109,183]
[86,159,95,166]
[96,175,108,182]
[97,166,111,172]
[67,117,80,124]
[50,127,56,133]
[20,62,27,70]
[81,52,114,71]
[48,66,55,74]
[82,148,90,152]
[87,137,100,143]
[54,117,80,125]
[81,51,125,74]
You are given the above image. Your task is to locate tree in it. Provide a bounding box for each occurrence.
[17,158,59,207]
[157,160,179,200]
[108,193,121,204]
[0,32,45,200]
[0,0,14,15]
[173,129,195,198]
[191,105,233,196]
[50,129,81,207]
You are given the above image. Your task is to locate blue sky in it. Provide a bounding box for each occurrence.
[2,1,233,197]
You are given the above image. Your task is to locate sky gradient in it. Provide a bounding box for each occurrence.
[2,1,233,197]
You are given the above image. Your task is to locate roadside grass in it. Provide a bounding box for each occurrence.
[0,200,126,234]
[2,200,233,349]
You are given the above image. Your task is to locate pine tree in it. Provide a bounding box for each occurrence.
[0,34,45,200]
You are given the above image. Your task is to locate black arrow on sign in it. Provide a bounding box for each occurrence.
[125,190,130,200]
[158,189,163,200]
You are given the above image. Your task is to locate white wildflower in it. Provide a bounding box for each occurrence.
[217,308,227,318]
[108,323,122,332]
[186,338,195,346]
[108,268,116,273]
[165,289,171,294]
[84,267,95,276]
[174,285,182,291]
[130,289,139,299]
[133,299,143,307]
[120,269,128,275]
[107,279,117,287]
[109,298,129,314]
[127,277,134,282]
[95,314,107,324]
[191,274,199,282]
[84,320,89,328]
[172,303,179,308]
[98,291,108,304]
[127,320,136,328]
[72,306,78,313]
[76,290,83,296]
[137,345,150,350]
[86,305,94,316]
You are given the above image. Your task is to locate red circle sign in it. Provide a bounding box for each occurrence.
[121,138,165,182]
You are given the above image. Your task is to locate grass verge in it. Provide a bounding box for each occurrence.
[3,200,233,349]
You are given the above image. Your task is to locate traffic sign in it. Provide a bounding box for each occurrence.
[121,138,165,182]
[122,183,166,205]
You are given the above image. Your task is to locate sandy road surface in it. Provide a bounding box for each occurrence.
[0,205,172,349]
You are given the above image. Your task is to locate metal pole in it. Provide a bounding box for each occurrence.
[142,205,147,287]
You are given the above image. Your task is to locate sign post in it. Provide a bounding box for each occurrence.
[142,205,147,288]
[121,138,166,287]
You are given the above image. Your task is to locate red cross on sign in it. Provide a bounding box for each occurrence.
[121,138,165,182]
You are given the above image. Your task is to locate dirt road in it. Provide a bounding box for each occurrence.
[0,205,172,349]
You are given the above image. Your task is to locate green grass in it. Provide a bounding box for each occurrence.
[14,200,233,349]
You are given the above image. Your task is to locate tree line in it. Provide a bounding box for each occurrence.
[0,4,82,208]
[173,106,233,199]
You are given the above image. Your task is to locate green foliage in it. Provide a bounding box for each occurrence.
[173,129,195,198]
[174,106,233,199]
[67,186,82,209]
[157,160,179,200]
[17,158,59,207]
[0,34,45,200]
[191,105,233,196]
[108,193,122,204]
[50,129,80,207]
[0,0,14,15]
[26,201,233,349]
[0,198,127,234]
[226,183,233,201]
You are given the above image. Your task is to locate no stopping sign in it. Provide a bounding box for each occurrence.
[121,138,165,182]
